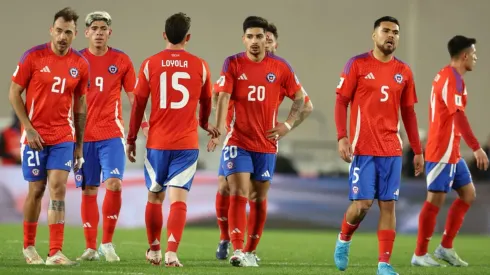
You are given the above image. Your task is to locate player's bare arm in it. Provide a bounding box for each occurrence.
[207,92,230,152]
[400,104,424,176]
[126,92,149,162]
[212,90,219,109]
[335,94,352,163]
[267,89,304,139]
[73,94,87,171]
[291,100,313,130]
[8,82,45,151]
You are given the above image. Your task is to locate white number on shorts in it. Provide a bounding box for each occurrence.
[26,151,40,167]
[380,85,389,102]
[95,76,104,92]
[248,85,265,102]
[159,71,190,109]
[352,167,360,184]
[223,146,238,161]
[51,77,66,94]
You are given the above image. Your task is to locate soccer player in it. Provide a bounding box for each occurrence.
[213,22,314,261]
[210,16,305,267]
[126,12,218,267]
[9,7,88,265]
[75,11,147,262]
[411,35,488,267]
[333,16,423,275]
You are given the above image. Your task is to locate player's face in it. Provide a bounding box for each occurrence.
[463,44,477,71]
[85,21,112,48]
[50,18,77,53]
[243,28,266,56]
[265,32,278,54]
[372,21,399,55]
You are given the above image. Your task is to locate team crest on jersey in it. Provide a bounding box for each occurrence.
[227,161,234,169]
[75,174,83,182]
[394,73,403,84]
[266,72,276,83]
[32,169,39,176]
[69,67,79,78]
[108,65,118,74]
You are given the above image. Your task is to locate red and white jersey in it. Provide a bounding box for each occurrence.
[12,43,90,145]
[216,52,302,154]
[81,47,136,142]
[425,66,467,164]
[132,49,212,150]
[336,51,417,157]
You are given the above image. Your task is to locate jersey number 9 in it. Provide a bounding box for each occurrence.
[160,72,190,109]
[95,77,104,92]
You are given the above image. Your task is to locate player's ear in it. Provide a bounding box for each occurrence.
[163,32,168,41]
[84,28,90,38]
[185,33,191,42]
[275,42,279,50]
[108,28,113,37]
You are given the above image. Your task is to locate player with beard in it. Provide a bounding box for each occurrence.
[333,16,423,275]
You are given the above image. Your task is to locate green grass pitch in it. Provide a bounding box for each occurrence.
[0,224,488,274]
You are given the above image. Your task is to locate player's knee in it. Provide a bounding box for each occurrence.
[106,178,122,192]
[354,200,373,215]
[168,187,188,204]
[48,181,66,200]
[82,186,98,196]
[378,200,396,214]
[457,183,476,205]
[148,191,165,204]
[28,182,46,200]
[217,176,230,195]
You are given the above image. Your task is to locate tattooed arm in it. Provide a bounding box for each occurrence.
[285,89,305,126]
[74,94,87,148]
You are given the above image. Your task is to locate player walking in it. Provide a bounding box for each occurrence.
[411,35,488,267]
[76,11,147,262]
[9,7,88,266]
[126,12,218,267]
[333,16,423,275]
[210,16,305,267]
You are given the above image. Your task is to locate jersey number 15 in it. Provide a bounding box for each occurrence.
[160,72,190,109]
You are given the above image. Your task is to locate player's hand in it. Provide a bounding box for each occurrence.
[142,125,149,138]
[473,148,489,171]
[338,137,353,163]
[26,128,44,151]
[126,144,137,163]
[413,154,424,176]
[266,123,290,140]
[73,145,84,173]
[207,137,220,152]
[205,124,221,139]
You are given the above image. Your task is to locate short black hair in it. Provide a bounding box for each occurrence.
[242,16,269,33]
[267,23,279,39]
[165,12,191,44]
[374,16,399,29]
[54,7,79,26]
[447,35,477,58]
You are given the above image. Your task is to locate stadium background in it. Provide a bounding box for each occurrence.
[1,0,490,235]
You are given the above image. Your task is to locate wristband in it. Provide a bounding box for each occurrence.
[141,122,149,129]
[284,122,292,130]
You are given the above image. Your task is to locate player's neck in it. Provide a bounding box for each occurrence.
[246,51,266,62]
[88,46,109,56]
[450,61,467,76]
[165,43,185,51]
[50,42,69,56]
[372,48,393,63]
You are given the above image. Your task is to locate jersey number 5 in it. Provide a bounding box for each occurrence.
[160,72,190,109]
[380,85,389,102]
[51,77,66,94]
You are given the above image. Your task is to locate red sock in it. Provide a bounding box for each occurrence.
[244,200,267,252]
[166,202,187,253]
[23,221,38,249]
[228,195,248,250]
[48,223,65,256]
[441,198,470,249]
[415,201,439,256]
[215,192,230,241]
[339,214,359,241]
[145,202,163,251]
[102,189,122,244]
[81,194,99,250]
[378,230,396,263]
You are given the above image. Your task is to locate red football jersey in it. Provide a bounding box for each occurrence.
[336,51,417,156]
[216,52,302,154]
[81,47,136,142]
[128,49,212,150]
[425,66,467,164]
[12,43,90,145]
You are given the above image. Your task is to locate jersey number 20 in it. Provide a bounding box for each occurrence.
[160,72,190,109]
